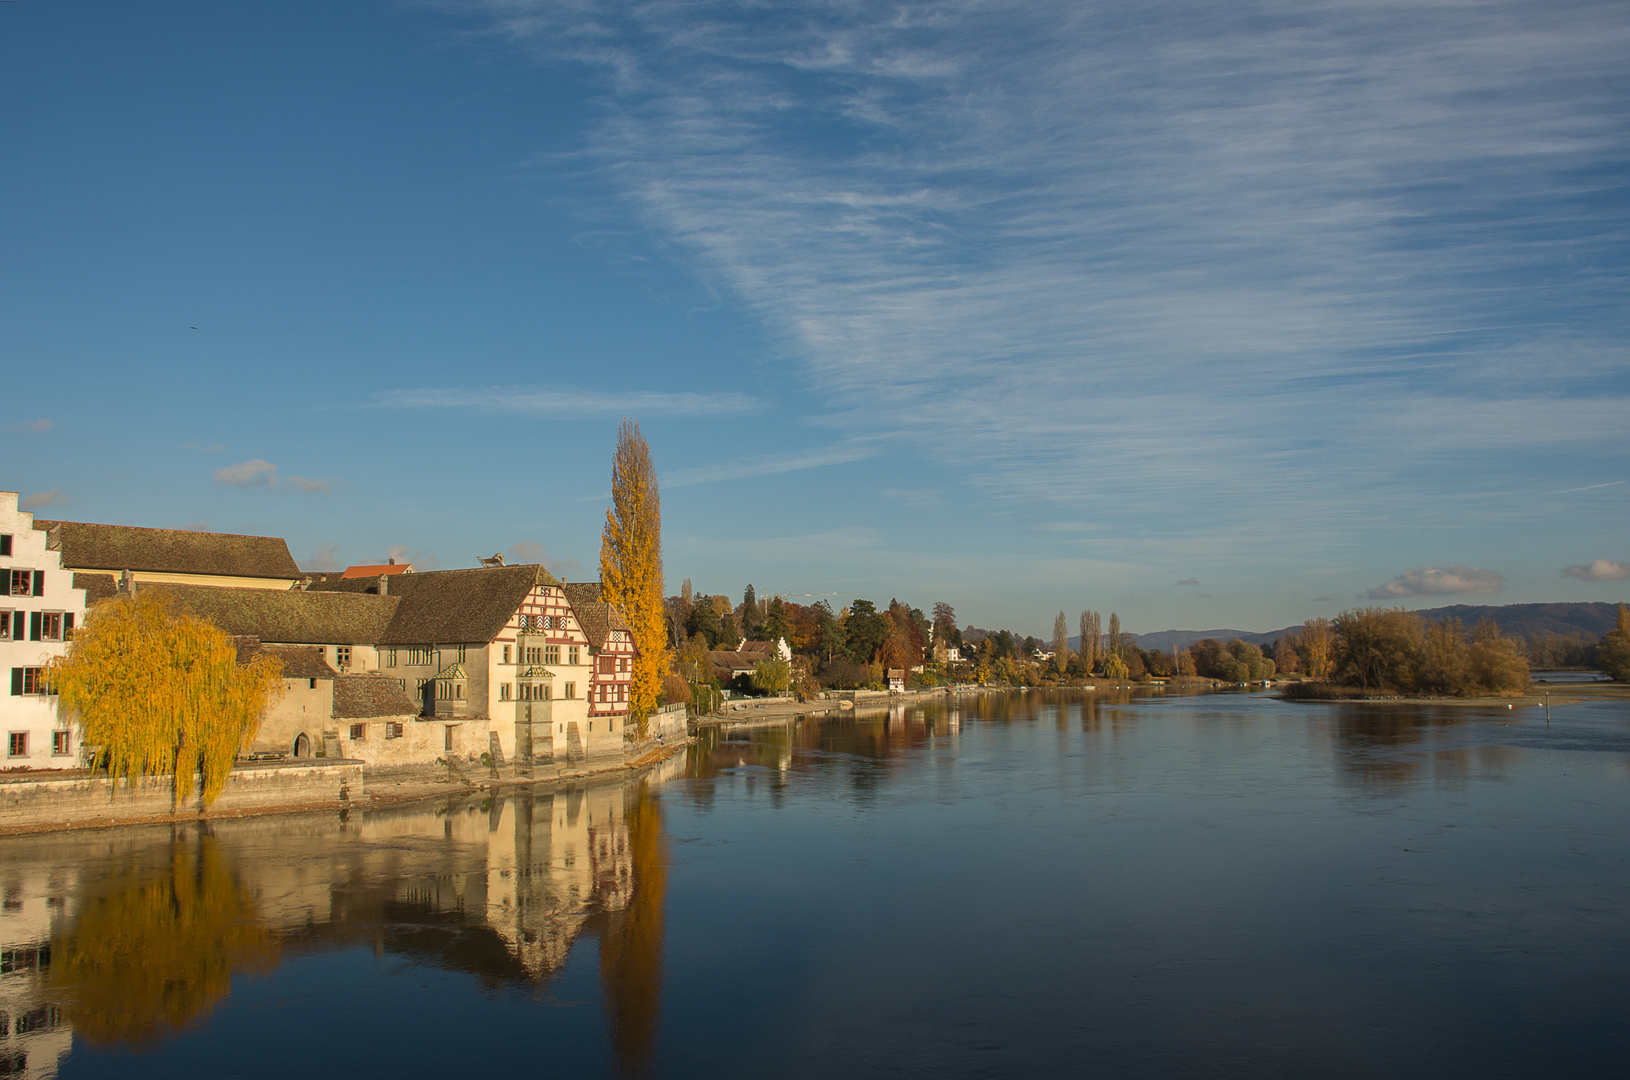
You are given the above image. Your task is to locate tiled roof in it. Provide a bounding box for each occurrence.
[708,650,759,671]
[340,563,413,578]
[72,572,119,605]
[516,666,555,678]
[432,663,467,680]
[325,563,559,646]
[35,520,299,579]
[332,673,419,719]
[233,638,337,680]
[144,583,397,645]
[562,581,636,650]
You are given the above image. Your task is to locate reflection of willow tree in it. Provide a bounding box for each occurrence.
[599,787,666,1079]
[50,835,279,1048]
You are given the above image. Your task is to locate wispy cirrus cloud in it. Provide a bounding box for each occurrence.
[664,440,879,489]
[1367,566,1505,599]
[445,0,1630,550]
[8,419,52,433]
[1562,559,1628,582]
[372,387,756,418]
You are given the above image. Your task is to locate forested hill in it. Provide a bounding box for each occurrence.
[1128,602,1621,651]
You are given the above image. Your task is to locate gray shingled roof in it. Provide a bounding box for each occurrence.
[72,572,119,605]
[234,638,337,679]
[35,520,300,580]
[332,673,419,719]
[144,583,397,644]
[312,564,558,645]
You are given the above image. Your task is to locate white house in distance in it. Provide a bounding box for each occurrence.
[1,492,87,769]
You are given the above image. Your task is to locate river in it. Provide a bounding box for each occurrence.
[2,687,1628,1078]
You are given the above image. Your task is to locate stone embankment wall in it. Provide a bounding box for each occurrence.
[0,759,362,831]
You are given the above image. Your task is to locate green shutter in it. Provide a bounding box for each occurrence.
[30,612,41,641]
[10,669,21,696]
[64,612,75,639]
[32,570,44,596]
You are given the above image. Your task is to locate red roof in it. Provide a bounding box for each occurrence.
[340,563,413,578]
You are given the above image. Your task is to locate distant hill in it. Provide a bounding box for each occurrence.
[1121,602,1621,652]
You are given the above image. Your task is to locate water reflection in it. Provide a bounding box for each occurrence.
[0,756,682,1076]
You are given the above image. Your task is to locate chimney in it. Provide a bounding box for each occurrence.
[388,557,396,565]
[379,574,389,597]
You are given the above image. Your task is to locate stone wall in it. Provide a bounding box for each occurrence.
[0,759,362,830]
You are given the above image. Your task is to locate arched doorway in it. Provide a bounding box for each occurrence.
[292,733,311,758]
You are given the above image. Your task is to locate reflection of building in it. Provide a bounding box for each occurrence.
[0,861,76,1079]
[0,769,669,1064]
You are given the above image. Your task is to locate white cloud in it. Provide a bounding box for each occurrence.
[8,419,52,433]
[664,440,879,488]
[214,459,333,493]
[20,490,67,511]
[1175,577,1201,587]
[1562,558,1629,582]
[215,459,278,487]
[445,0,1630,552]
[303,542,344,572]
[372,387,756,418]
[1367,566,1505,599]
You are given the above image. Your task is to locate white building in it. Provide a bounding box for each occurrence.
[1,493,86,770]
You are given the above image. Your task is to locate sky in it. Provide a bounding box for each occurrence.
[3,0,1627,636]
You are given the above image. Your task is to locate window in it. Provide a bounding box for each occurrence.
[350,724,366,741]
[502,645,511,664]
[406,646,432,666]
[8,570,29,597]
[0,534,10,557]
[51,731,71,756]
[10,668,45,696]
[456,645,466,662]
[308,678,317,690]
[499,683,511,701]
[568,646,580,666]
[444,727,454,751]
[386,648,397,668]
[544,645,559,664]
[599,656,615,675]
[564,682,576,699]
[386,722,404,739]
[7,733,26,758]
[0,612,11,641]
[335,646,351,668]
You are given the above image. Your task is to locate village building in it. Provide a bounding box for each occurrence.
[562,583,638,725]
[1,493,88,770]
[33,519,300,592]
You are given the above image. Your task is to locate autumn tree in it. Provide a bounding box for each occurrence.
[1052,611,1070,674]
[1599,603,1630,682]
[1302,618,1335,680]
[1079,610,1100,672]
[47,592,283,810]
[600,418,669,727]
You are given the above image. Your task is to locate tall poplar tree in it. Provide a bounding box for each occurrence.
[1052,612,1070,673]
[601,418,669,727]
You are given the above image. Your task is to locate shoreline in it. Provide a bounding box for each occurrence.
[0,738,693,838]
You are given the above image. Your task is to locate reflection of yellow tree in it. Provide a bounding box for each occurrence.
[600,787,666,1079]
[50,836,279,1048]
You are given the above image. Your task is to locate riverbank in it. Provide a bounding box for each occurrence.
[0,736,693,837]
[1277,680,1630,708]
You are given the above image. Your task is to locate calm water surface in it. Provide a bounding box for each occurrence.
[3,688,1629,1078]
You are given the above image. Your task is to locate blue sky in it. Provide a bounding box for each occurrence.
[3,0,1627,635]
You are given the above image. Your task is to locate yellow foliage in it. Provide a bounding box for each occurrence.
[51,837,279,1048]
[601,419,670,729]
[47,592,283,809]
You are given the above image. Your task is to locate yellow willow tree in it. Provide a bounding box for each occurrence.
[601,418,668,730]
[47,592,283,809]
